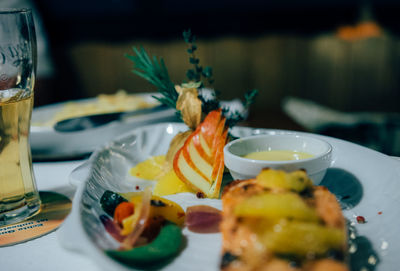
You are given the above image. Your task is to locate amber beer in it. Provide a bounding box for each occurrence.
[0,9,41,225]
[0,89,41,225]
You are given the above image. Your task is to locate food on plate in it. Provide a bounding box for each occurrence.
[220,169,348,271]
[124,88,232,198]
[153,169,194,196]
[243,150,314,161]
[173,109,228,198]
[100,190,129,217]
[99,189,185,266]
[34,90,153,126]
[128,107,229,198]
[130,155,166,180]
[106,222,182,266]
[129,155,194,196]
[185,205,222,233]
[126,30,258,199]
[129,108,228,198]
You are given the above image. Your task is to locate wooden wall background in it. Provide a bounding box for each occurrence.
[65,33,400,119]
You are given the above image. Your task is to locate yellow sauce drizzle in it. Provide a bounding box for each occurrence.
[130,155,193,196]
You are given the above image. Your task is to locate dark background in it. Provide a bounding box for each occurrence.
[29,0,400,155]
[34,0,400,40]
[33,0,400,110]
[26,0,400,155]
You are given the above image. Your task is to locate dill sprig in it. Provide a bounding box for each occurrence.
[126,47,178,109]
[183,29,214,87]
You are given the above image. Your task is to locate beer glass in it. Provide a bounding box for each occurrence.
[0,8,41,225]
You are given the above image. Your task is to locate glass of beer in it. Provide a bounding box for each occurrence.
[0,9,41,226]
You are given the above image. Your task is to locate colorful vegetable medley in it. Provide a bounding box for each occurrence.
[99,188,185,266]
[99,188,221,267]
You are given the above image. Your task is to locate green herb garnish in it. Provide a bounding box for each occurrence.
[125,47,178,109]
[183,29,214,87]
[126,31,258,127]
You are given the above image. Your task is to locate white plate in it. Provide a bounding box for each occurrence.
[30,92,245,160]
[30,93,177,160]
[57,123,400,271]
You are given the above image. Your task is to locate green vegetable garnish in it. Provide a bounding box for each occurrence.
[100,190,128,217]
[183,29,214,87]
[106,222,183,267]
[125,47,178,110]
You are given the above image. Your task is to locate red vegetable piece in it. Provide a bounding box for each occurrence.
[121,187,152,249]
[100,215,124,242]
[356,215,366,224]
[186,205,222,233]
[114,201,135,226]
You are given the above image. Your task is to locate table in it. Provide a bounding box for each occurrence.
[3,155,399,271]
[1,159,100,271]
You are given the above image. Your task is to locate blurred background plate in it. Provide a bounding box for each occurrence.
[30,93,178,160]
[30,91,246,161]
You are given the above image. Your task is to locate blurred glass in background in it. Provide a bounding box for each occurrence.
[0,0,54,105]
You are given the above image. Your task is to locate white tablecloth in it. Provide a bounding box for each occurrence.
[1,160,99,271]
[3,157,399,271]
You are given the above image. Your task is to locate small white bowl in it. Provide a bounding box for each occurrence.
[224,133,333,185]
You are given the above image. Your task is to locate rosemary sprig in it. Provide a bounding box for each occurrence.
[126,32,258,128]
[126,47,178,109]
[183,29,214,87]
